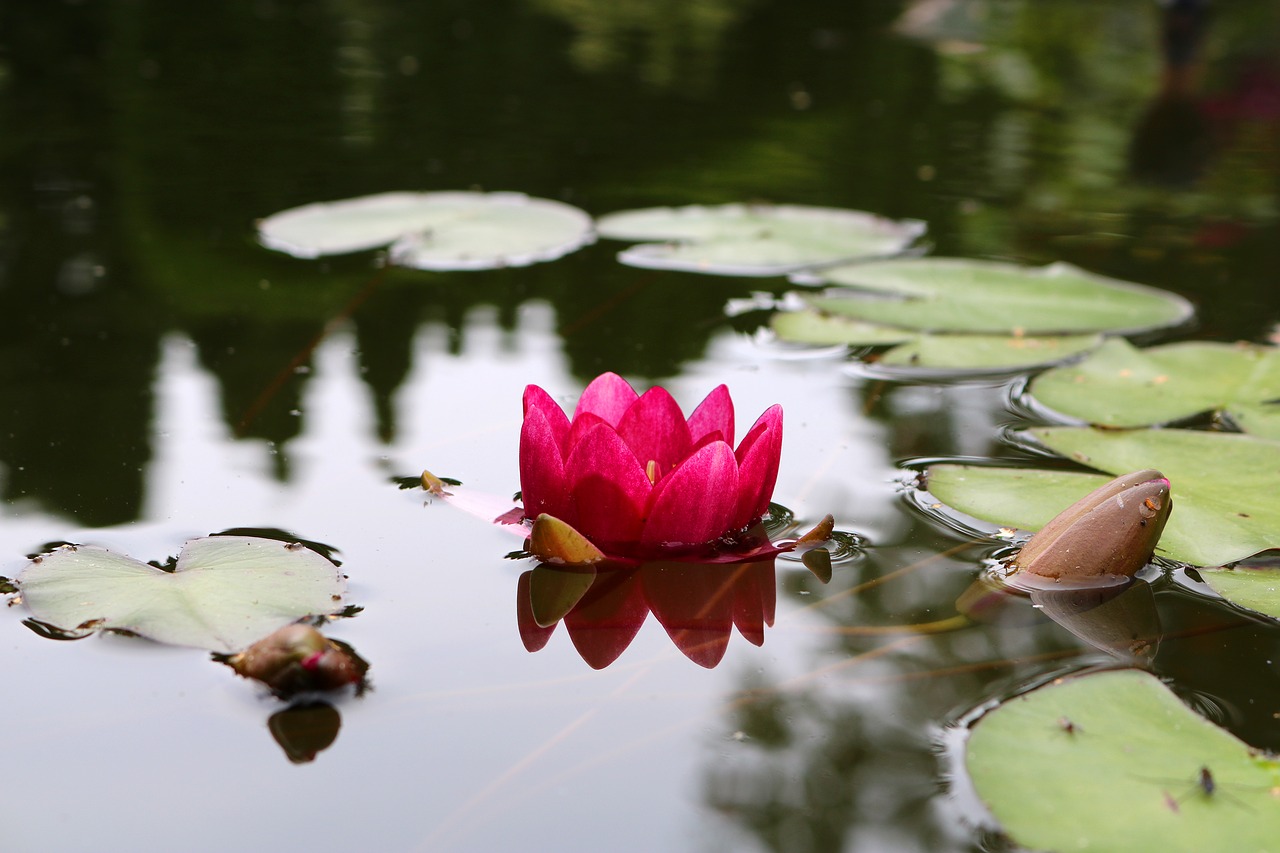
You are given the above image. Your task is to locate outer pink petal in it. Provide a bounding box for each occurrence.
[520,404,572,522]
[564,422,651,544]
[641,440,739,546]
[573,372,639,427]
[523,385,570,456]
[616,387,692,478]
[732,405,783,529]
[687,384,734,447]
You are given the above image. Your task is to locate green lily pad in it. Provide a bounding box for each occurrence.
[16,537,347,653]
[595,203,925,276]
[878,332,1102,371]
[807,258,1192,334]
[924,428,1280,567]
[769,307,916,346]
[1197,566,1280,620]
[257,191,595,269]
[770,307,1102,371]
[965,669,1280,853]
[1030,338,1280,435]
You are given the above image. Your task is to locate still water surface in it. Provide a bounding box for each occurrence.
[2,2,1279,851]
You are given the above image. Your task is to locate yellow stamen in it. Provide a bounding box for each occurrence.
[645,459,658,484]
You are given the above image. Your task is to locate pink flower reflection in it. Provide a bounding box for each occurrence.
[517,556,778,669]
[520,373,782,563]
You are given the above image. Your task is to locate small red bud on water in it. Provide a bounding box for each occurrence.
[220,623,369,698]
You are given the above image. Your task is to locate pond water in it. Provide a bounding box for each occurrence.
[2,2,1279,851]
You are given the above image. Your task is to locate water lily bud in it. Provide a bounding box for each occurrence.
[221,624,368,697]
[1013,469,1172,584]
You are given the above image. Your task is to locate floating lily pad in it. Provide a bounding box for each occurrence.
[257,191,595,269]
[1030,338,1280,437]
[16,537,347,653]
[595,203,925,276]
[806,259,1192,334]
[965,669,1280,853]
[878,332,1102,371]
[1196,565,1280,620]
[771,305,1103,371]
[924,428,1280,567]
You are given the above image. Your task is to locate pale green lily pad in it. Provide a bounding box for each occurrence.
[965,669,1280,853]
[769,308,916,346]
[924,427,1280,567]
[1196,566,1280,620]
[807,258,1192,334]
[596,203,926,276]
[1030,338,1280,433]
[16,537,347,653]
[257,191,594,269]
[878,332,1102,370]
[770,307,1102,370]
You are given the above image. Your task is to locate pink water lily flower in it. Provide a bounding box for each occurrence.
[520,373,783,561]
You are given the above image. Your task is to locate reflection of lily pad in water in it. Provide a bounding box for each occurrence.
[772,306,1102,371]
[596,203,925,276]
[257,191,595,269]
[964,669,1280,853]
[805,258,1193,335]
[923,427,1280,567]
[16,537,347,653]
[1029,338,1280,438]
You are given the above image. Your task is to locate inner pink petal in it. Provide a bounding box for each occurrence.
[731,405,783,530]
[564,422,651,544]
[523,384,570,455]
[519,405,572,524]
[616,387,693,478]
[573,372,639,427]
[641,440,739,546]
[688,384,734,447]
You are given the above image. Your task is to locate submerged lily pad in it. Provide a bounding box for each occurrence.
[595,203,925,276]
[771,304,1103,371]
[1030,338,1280,437]
[16,537,347,653]
[257,191,594,269]
[806,258,1192,335]
[924,428,1280,567]
[965,669,1280,853]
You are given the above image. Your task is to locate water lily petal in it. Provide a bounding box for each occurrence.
[733,405,783,529]
[688,384,735,447]
[616,387,693,479]
[520,404,572,522]
[563,568,648,669]
[642,440,739,546]
[522,384,570,455]
[732,559,777,646]
[565,422,651,543]
[573,372,639,427]
[642,561,733,668]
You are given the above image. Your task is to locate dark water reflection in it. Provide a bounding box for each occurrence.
[2,1,1280,851]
